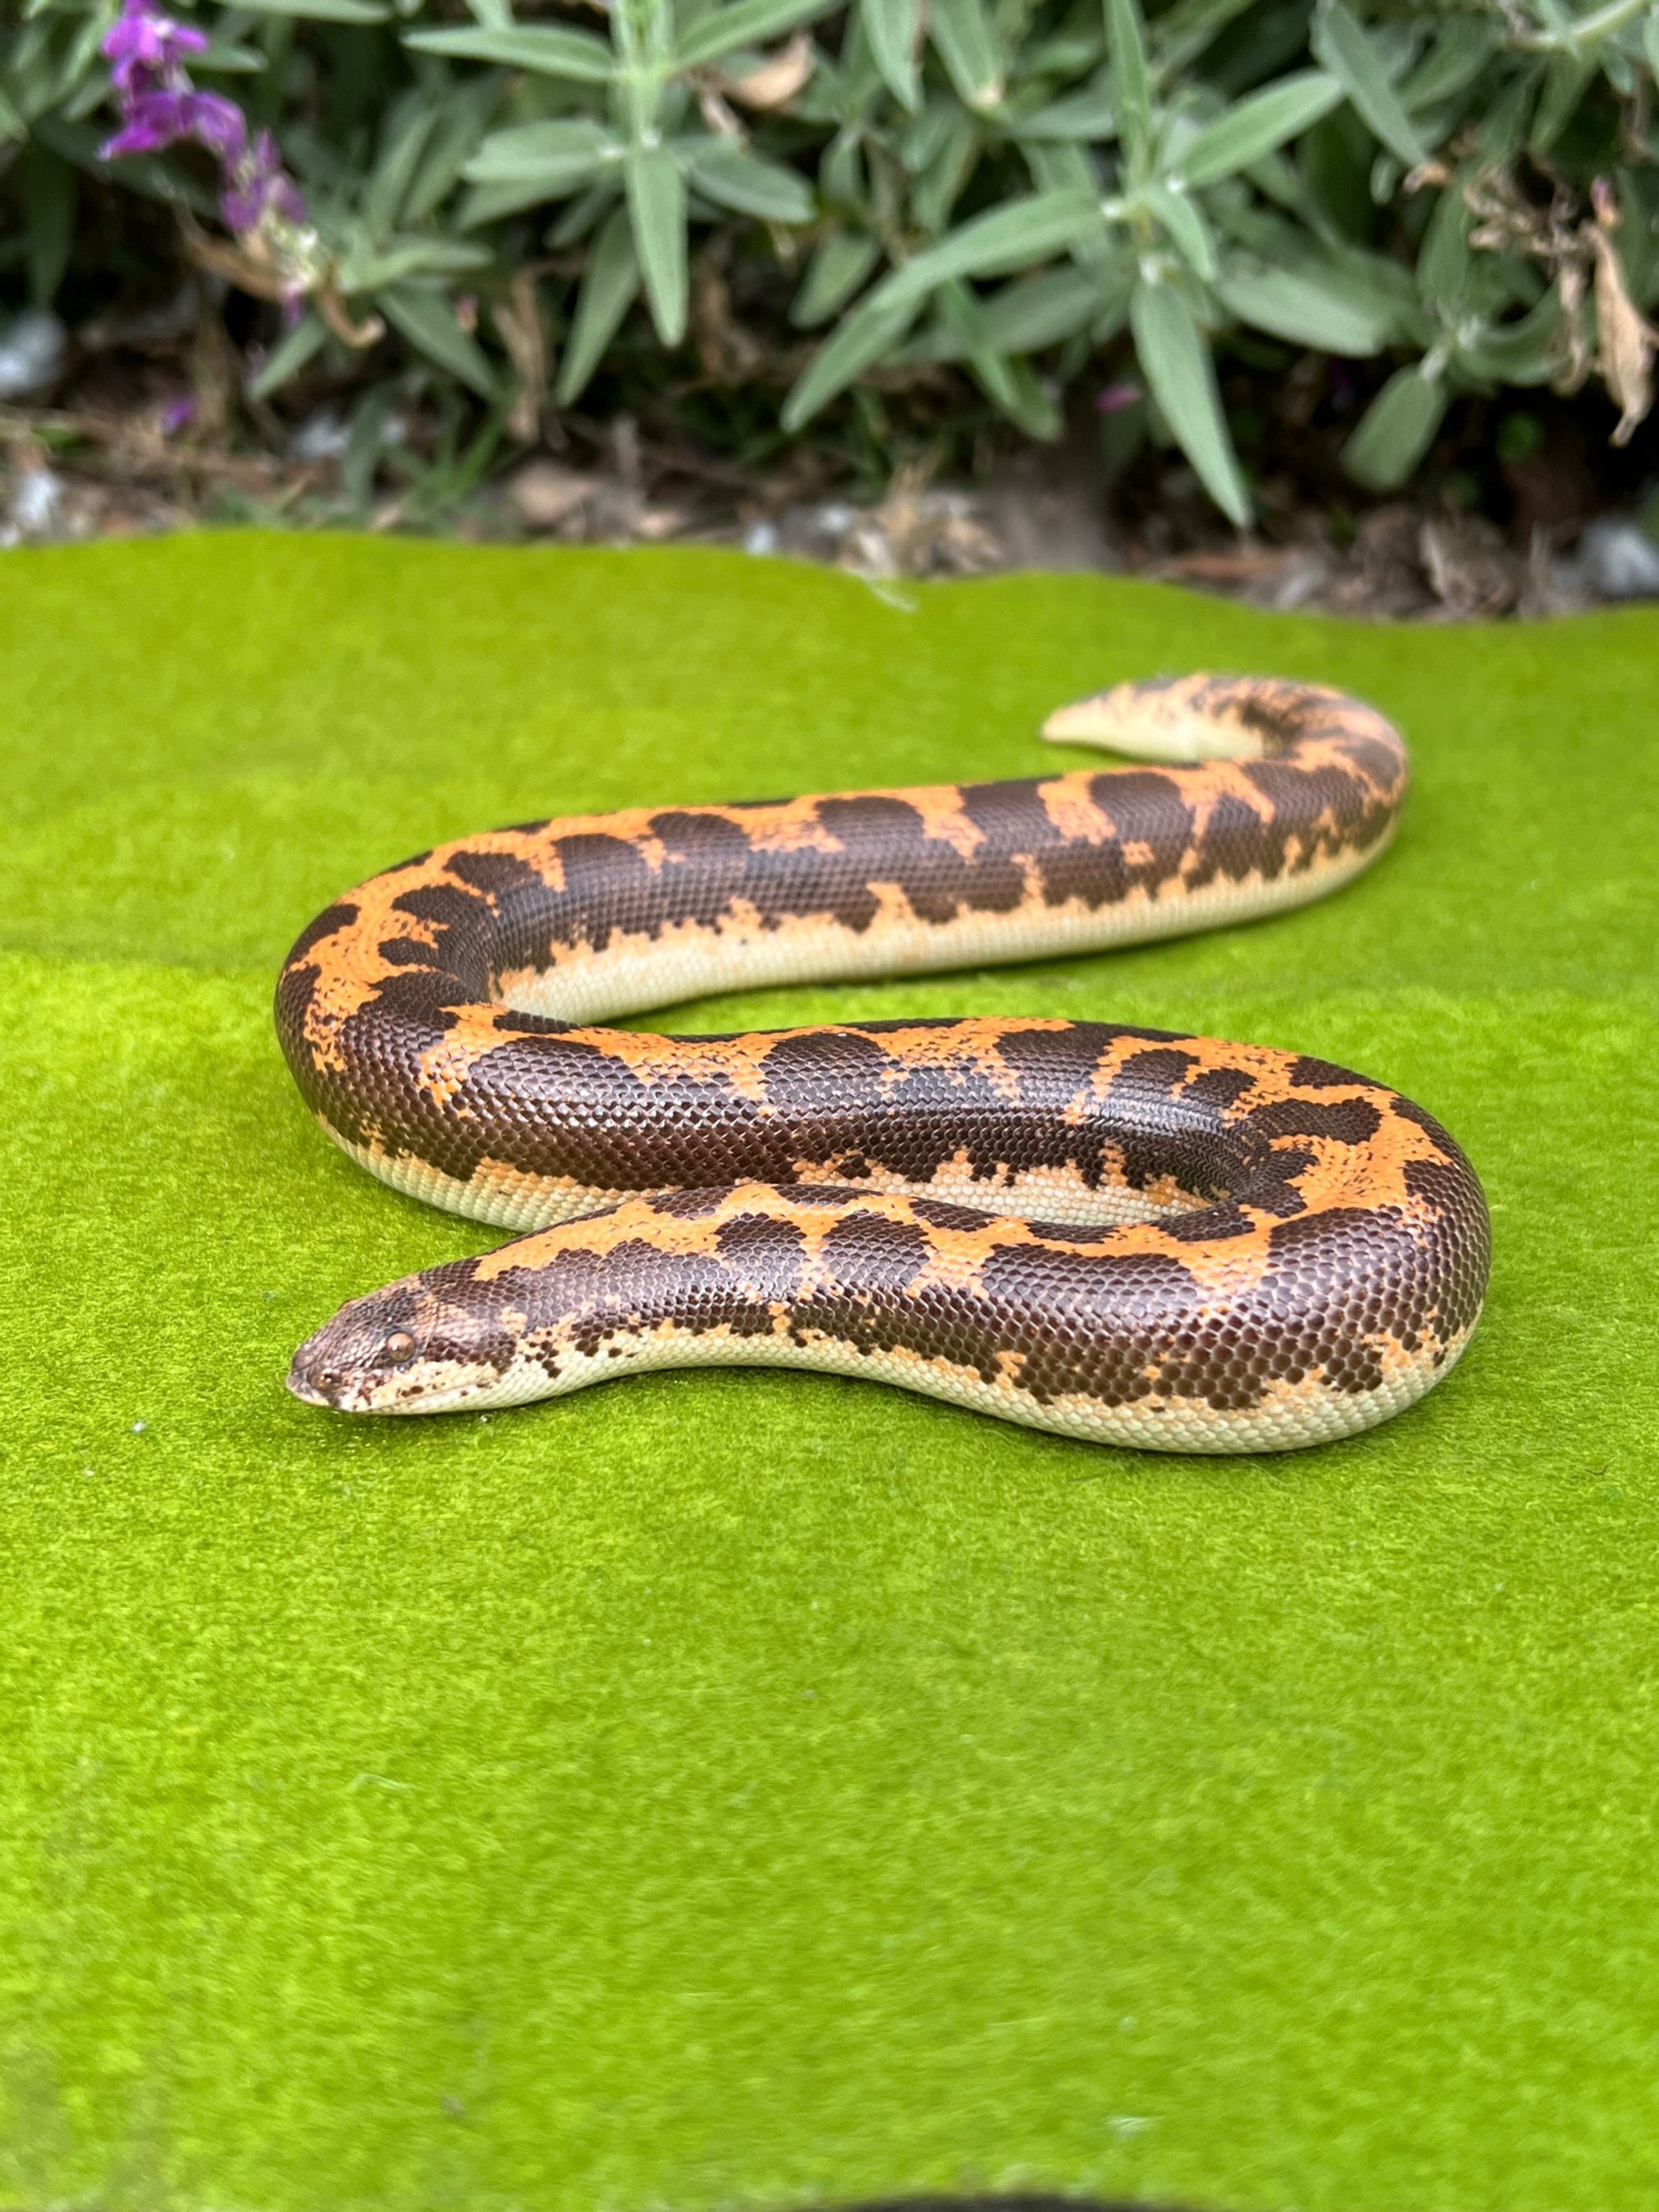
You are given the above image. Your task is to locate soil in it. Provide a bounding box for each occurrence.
[4,297,1657,620]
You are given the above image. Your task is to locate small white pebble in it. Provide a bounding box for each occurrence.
[1575,518,1659,600]
[0,309,66,398]
[8,464,63,537]
[289,407,351,462]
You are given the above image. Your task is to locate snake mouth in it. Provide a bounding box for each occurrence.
[286,1355,346,1410]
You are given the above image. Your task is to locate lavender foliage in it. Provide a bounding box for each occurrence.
[0,0,1652,511]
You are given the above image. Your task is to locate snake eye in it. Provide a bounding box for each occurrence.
[381,1329,416,1365]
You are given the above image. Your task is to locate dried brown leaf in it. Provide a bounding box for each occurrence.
[507,460,598,529]
[492,271,548,444]
[317,281,385,351]
[717,30,815,111]
[1591,184,1657,447]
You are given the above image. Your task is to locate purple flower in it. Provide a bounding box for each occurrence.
[272,175,307,225]
[189,91,248,163]
[219,174,266,232]
[160,393,198,436]
[100,0,309,254]
[220,129,308,232]
[1096,380,1143,416]
[97,83,248,165]
[98,86,193,159]
[100,0,206,94]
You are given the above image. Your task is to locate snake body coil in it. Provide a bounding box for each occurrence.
[278,676,1488,1451]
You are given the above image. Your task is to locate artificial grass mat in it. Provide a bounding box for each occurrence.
[1,534,1655,2212]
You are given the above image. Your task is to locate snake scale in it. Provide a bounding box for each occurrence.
[277,674,1489,1452]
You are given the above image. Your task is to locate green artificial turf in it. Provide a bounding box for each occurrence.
[1,535,1656,2212]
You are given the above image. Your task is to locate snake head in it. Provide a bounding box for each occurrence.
[287,1262,526,1414]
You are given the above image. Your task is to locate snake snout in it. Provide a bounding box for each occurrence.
[286,1285,430,1412]
[285,1354,337,1408]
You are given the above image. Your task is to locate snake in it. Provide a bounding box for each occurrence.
[276,674,1489,1452]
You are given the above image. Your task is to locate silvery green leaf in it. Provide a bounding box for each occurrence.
[625,142,687,346]
[1398,14,1494,111]
[1310,0,1428,167]
[548,184,617,249]
[677,0,841,67]
[783,293,917,428]
[935,276,1060,430]
[1154,0,1256,76]
[24,145,74,306]
[1022,141,1098,195]
[1245,149,1301,208]
[791,230,880,326]
[1528,0,1576,40]
[909,107,978,231]
[1530,53,1595,152]
[62,7,113,90]
[900,100,960,174]
[380,284,499,398]
[404,24,613,81]
[1014,71,1114,142]
[362,99,436,235]
[192,39,266,72]
[1174,70,1344,188]
[342,237,492,290]
[984,355,1064,439]
[465,118,618,187]
[895,314,969,365]
[681,140,813,223]
[1141,181,1216,280]
[460,175,567,226]
[1215,258,1392,355]
[872,189,1104,310]
[1342,362,1448,490]
[1477,72,1536,161]
[862,0,921,111]
[462,0,512,27]
[1104,0,1153,177]
[1019,26,1104,76]
[1415,181,1471,309]
[1211,202,1423,328]
[248,310,327,401]
[1456,295,1560,387]
[404,76,500,222]
[231,0,391,21]
[978,262,1108,351]
[930,0,1003,110]
[1129,278,1251,524]
[556,205,640,403]
[818,127,864,202]
[4,21,53,121]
